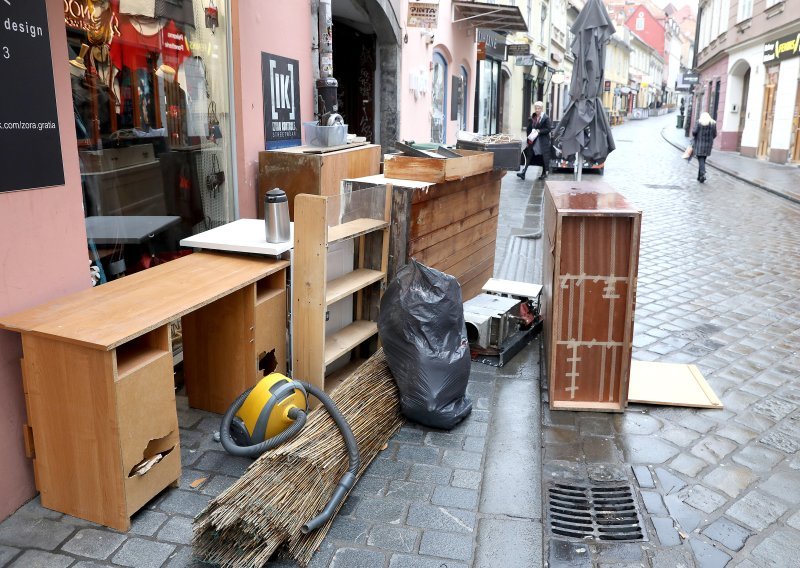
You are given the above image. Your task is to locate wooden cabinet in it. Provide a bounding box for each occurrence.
[258,144,381,220]
[292,186,390,392]
[542,181,641,412]
[0,252,289,530]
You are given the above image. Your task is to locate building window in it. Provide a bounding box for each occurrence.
[67,0,235,283]
[459,66,469,131]
[737,0,753,21]
[540,4,548,41]
[431,52,447,144]
[635,12,645,31]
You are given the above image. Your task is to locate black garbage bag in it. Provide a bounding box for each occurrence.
[378,259,472,429]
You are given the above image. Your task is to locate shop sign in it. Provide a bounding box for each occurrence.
[1,0,65,193]
[476,28,506,60]
[763,31,800,64]
[477,41,486,61]
[507,44,530,56]
[604,80,611,92]
[262,52,302,150]
[515,54,534,66]
[63,0,99,32]
[407,3,438,29]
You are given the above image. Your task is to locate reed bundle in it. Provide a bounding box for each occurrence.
[193,350,403,567]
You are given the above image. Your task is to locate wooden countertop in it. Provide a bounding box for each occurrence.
[0,252,289,351]
[546,181,641,216]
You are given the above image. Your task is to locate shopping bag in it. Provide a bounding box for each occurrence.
[682,145,693,161]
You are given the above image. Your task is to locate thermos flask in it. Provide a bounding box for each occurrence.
[264,188,290,243]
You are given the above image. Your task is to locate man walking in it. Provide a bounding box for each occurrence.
[517,101,552,180]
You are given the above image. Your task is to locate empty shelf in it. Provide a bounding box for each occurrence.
[324,321,378,366]
[326,269,385,306]
[328,218,388,243]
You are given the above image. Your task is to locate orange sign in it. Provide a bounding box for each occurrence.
[477,41,486,61]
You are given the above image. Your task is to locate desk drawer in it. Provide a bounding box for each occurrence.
[125,443,181,516]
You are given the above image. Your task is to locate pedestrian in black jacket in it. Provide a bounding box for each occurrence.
[517,101,552,180]
[691,112,717,183]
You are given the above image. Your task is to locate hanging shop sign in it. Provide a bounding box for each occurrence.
[507,44,530,57]
[1,0,65,193]
[262,52,301,150]
[604,80,611,92]
[514,54,534,66]
[476,28,506,60]
[407,3,438,29]
[763,31,800,64]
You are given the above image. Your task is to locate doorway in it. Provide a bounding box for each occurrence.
[791,79,800,163]
[332,20,376,141]
[758,66,779,159]
[737,68,750,151]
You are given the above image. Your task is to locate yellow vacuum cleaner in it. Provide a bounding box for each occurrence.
[220,372,359,534]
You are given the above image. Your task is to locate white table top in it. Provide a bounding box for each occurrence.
[180,219,293,256]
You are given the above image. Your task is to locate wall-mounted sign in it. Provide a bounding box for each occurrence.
[1,0,65,193]
[604,80,611,92]
[476,28,506,60]
[515,54,534,66]
[763,31,800,64]
[477,41,486,61]
[507,44,530,56]
[408,3,438,29]
[262,52,301,150]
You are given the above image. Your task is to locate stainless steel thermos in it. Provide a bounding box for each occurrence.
[264,188,290,243]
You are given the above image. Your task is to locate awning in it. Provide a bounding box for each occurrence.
[452,1,529,33]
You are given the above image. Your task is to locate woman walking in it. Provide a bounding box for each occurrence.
[692,112,717,183]
[517,101,552,180]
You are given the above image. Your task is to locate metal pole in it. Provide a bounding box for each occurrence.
[575,152,583,181]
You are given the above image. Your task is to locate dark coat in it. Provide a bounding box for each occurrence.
[692,121,717,157]
[527,113,552,159]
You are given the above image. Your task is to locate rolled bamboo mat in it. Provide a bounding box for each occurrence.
[193,350,404,567]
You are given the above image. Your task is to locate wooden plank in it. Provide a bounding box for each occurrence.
[0,253,288,351]
[22,424,35,459]
[328,218,388,243]
[408,205,498,256]
[302,141,368,153]
[411,180,501,239]
[183,285,256,414]
[628,361,723,408]
[326,269,385,306]
[414,218,498,270]
[460,264,495,302]
[292,195,329,392]
[384,149,493,183]
[440,240,495,284]
[324,321,379,366]
[388,186,413,282]
[21,335,129,530]
[409,170,503,206]
[545,180,640,216]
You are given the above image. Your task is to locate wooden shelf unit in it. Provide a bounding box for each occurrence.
[542,181,641,413]
[292,187,391,392]
[0,252,289,530]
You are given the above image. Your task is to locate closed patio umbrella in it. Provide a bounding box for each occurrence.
[555,0,616,180]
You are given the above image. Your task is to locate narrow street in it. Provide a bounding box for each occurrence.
[0,113,798,568]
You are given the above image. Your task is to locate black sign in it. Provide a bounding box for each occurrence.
[262,52,301,150]
[763,31,800,64]
[476,28,506,60]
[682,72,699,84]
[0,0,64,193]
[507,44,530,57]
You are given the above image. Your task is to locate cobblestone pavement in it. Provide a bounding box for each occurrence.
[1,113,798,568]
[540,113,800,567]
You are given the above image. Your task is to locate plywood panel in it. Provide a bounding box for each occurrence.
[255,289,287,375]
[628,361,723,408]
[183,286,256,414]
[21,335,128,530]
[411,179,502,238]
[408,205,498,256]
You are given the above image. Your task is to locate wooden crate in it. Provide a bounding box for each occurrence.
[258,144,381,220]
[542,181,641,412]
[345,170,504,301]
[383,149,494,183]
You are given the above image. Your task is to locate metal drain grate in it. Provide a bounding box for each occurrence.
[547,483,646,542]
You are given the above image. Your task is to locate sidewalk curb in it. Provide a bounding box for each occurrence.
[660,127,800,206]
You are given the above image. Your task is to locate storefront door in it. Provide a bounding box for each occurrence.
[758,67,779,159]
[791,79,800,163]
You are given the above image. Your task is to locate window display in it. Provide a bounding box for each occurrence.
[65,0,234,283]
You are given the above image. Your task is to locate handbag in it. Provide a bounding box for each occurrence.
[208,100,223,143]
[682,145,693,161]
[206,153,225,197]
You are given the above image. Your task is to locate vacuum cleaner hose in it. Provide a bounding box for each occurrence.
[299,382,360,534]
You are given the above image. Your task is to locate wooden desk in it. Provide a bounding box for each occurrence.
[0,252,289,530]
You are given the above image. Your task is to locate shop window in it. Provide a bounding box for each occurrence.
[431,52,447,144]
[66,0,234,284]
[459,66,469,131]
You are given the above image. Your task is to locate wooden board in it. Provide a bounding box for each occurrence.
[0,253,288,351]
[258,144,381,219]
[384,149,494,183]
[628,361,723,408]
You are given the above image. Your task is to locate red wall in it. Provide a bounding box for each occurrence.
[0,0,90,522]
[626,7,665,56]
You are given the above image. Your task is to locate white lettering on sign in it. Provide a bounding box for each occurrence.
[270,61,296,121]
